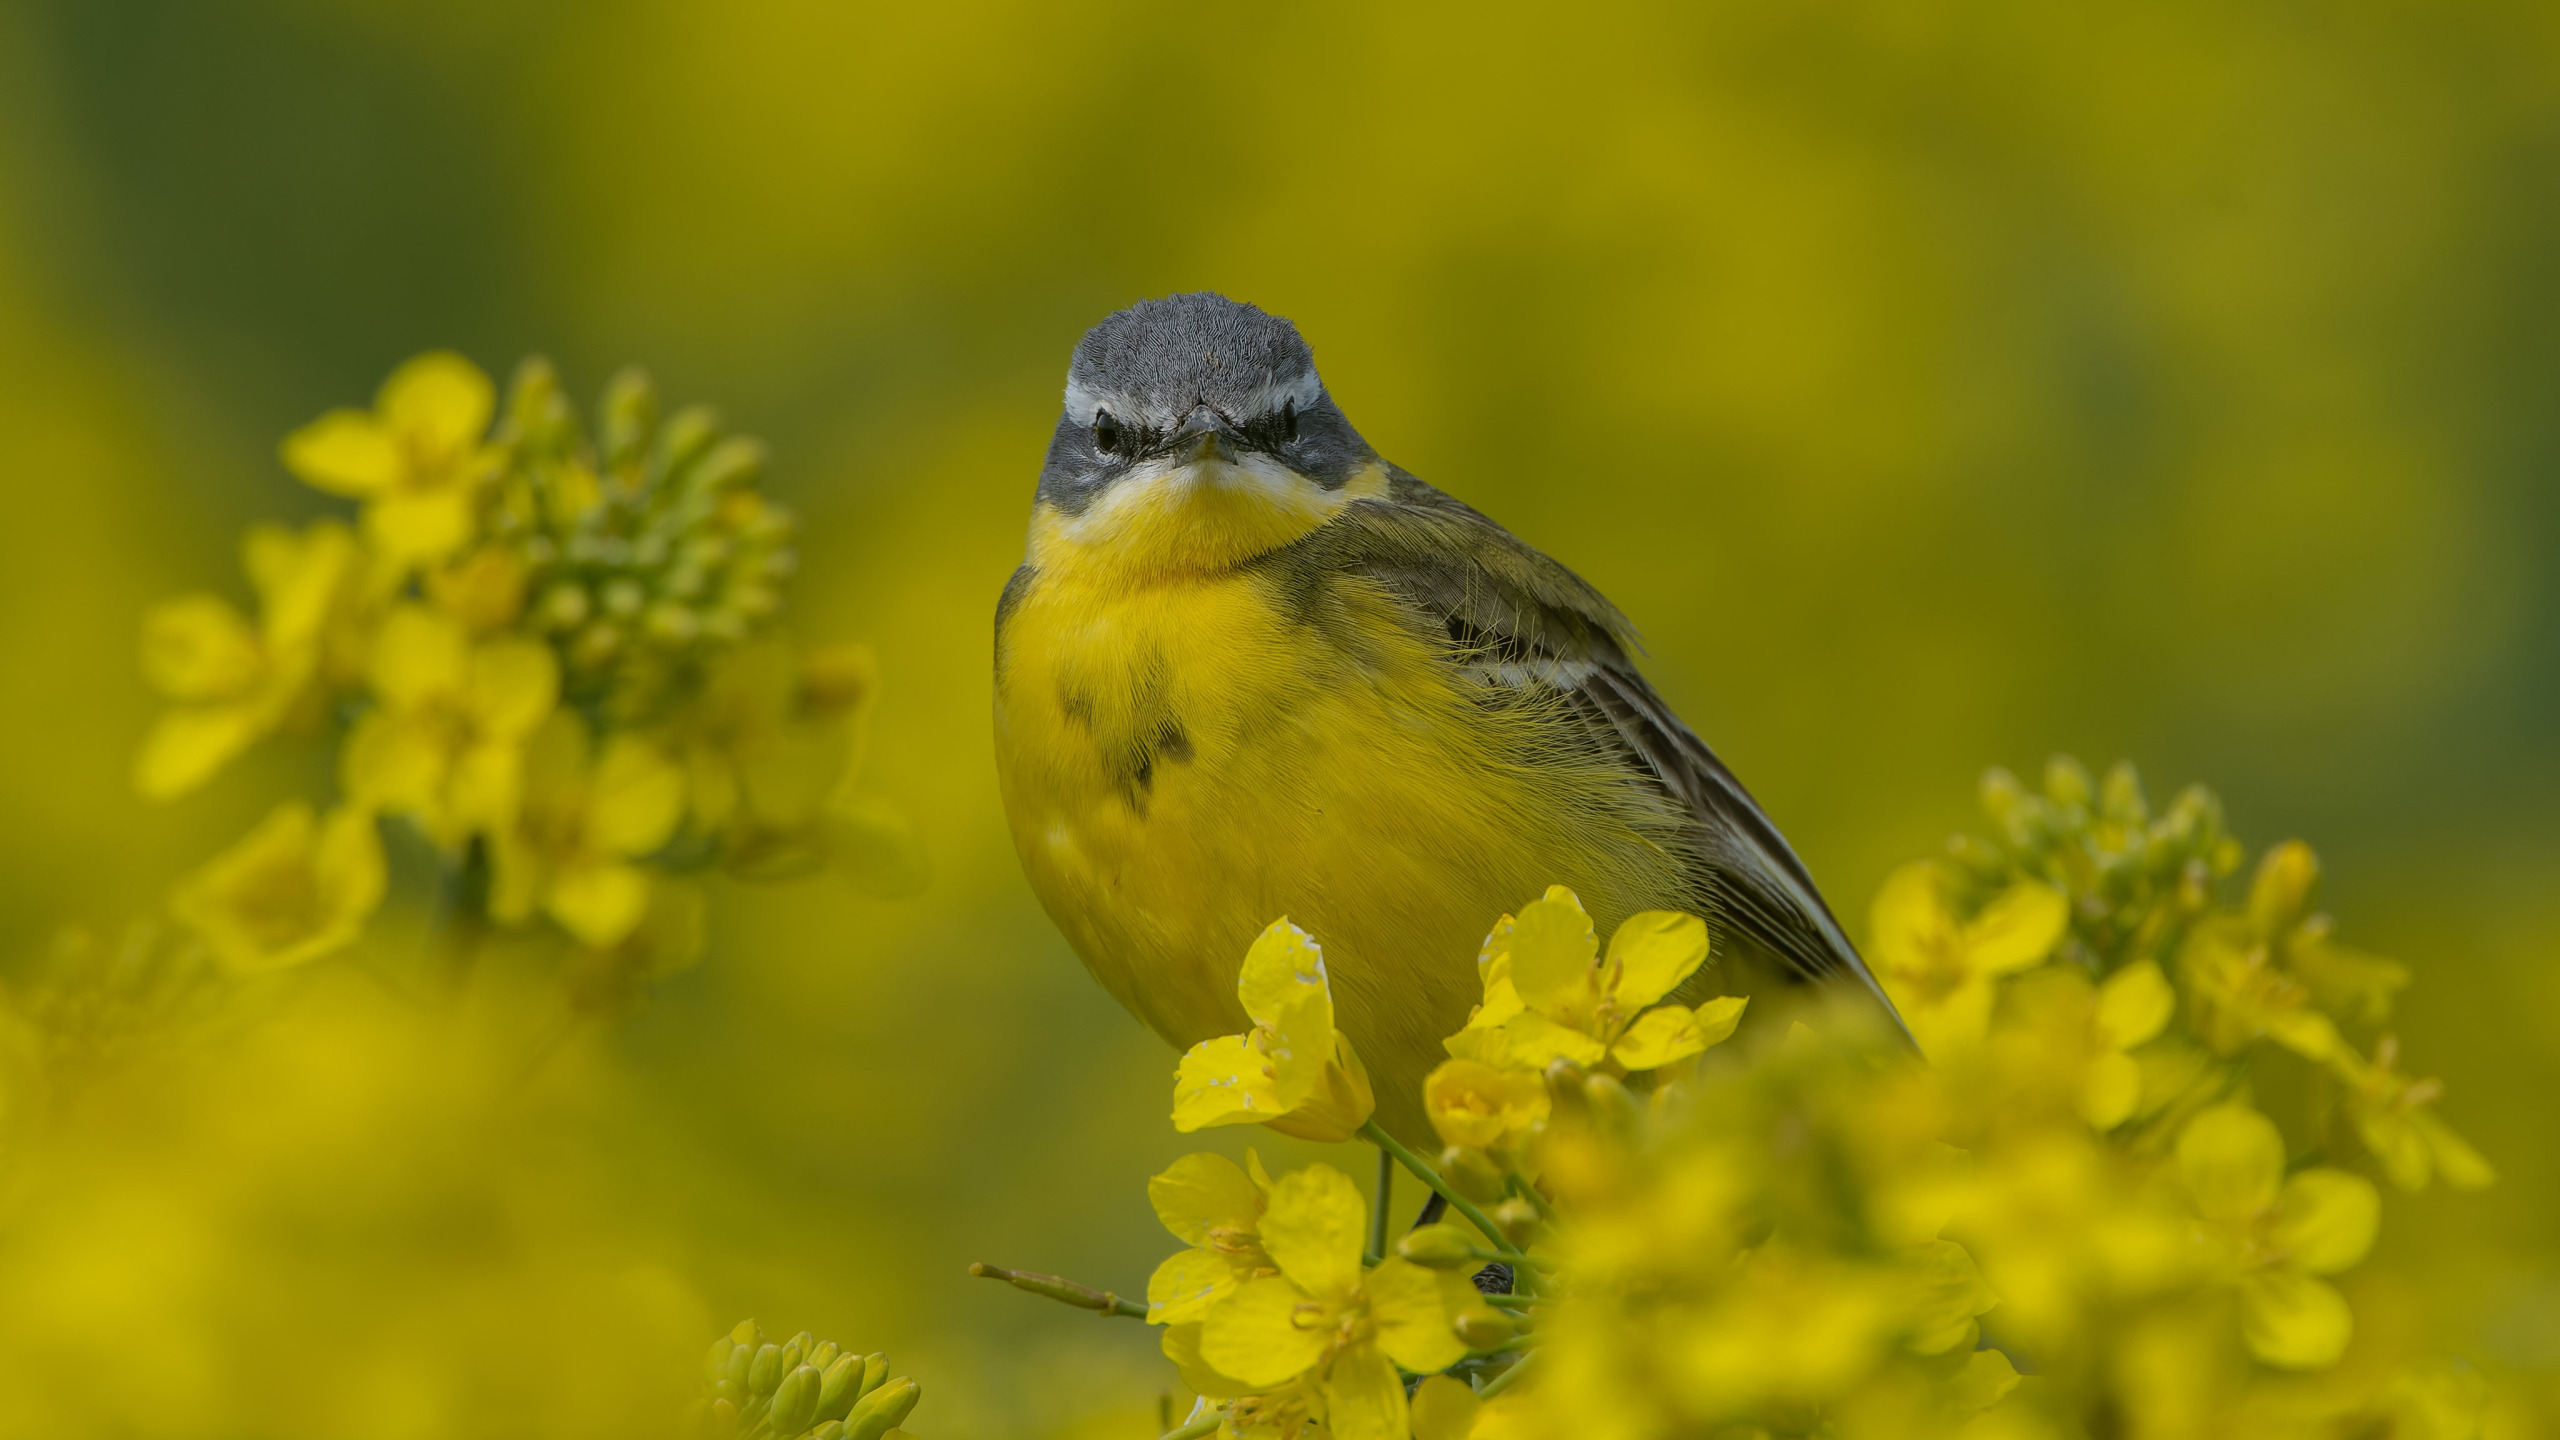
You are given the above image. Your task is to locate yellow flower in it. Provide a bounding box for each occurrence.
[135,521,360,799]
[490,712,686,948]
[2081,960,2175,1129]
[1174,919,1376,1144]
[559,876,707,1016]
[1423,1058,1549,1156]
[2332,1036,2495,1193]
[2177,914,2345,1062]
[282,351,498,563]
[1867,862,2068,1057]
[171,801,385,974]
[1146,1151,1276,1325]
[1198,1164,1476,1440]
[1446,887,1745,1073]
[341,603,557,845]
[2175,1103,2379,1369]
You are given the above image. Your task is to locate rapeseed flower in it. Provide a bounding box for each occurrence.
[2333,1035,2495,1192]
[490,711,686,948]
[2176,1102,2380,1368]
[2082,959,2176,1128]
[1174,919,1375,1143]
[341,602,558,846]
[1423,1058,1548,1157]
[135,521,361,798]
[283,351,497,563]
[1446,887,1745,1073]
[1867,861,2068,1057]
[170,801,384,973]
[1196,1164,1474,1440]
[1145,1151,1276,1324]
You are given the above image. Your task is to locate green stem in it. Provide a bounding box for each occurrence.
[1367,1145,1394,1264]
[1158,1413,1222,1440]
[968,1262,1147,1319]
[428,840,491,994]
[1475,1351,1535,1400]
[1359,1121,1518,1255]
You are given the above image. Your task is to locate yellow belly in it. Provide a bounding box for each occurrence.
[993,556,1697,1141]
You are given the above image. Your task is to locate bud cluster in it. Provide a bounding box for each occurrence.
[697,1320,921,1440]
[489,360,800,721]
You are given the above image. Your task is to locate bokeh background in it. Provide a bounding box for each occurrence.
[1,1,2556,1435]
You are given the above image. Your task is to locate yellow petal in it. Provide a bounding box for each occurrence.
[1146,1246,1238,1326]
[378,350,495,453]
[2239,1270,2353,1369]
[365,485,477,562]
[467,639,560,739]
[1408,1375,1480,1440]
[1867,861,1958,972]
[1486,1010,1609,1070]
[545,860,651,949]
[2081,1052,2141,1130]
[134,705,264,800]
[2273,1169,2380,1275]
[1258,1164,1367,1299]
[1605,909,1709,1009]
[1159,1323,1248,1399]
[1614,995,1747,1071]
[1945,1347,2022,1413]
[1236,918,1334,1039]
[1425,1059,1529,1150]
[1198,1276,1330,1388]
[1369,1257,1468,1375]
[1172,1035,1283,1132]
[2411,1110,2496,1191]
[1508,894,1598,1011]
[2094,959,2175,1051]
[140,595,263,701]
[2247,839,2321,938]
[1261,1029,1375,1144]
[281,410,398,495]
[589,736,684,857]
[245,521,355,646]
[1902,1239,1998,1356]
[443,739,524,841]
[313,804,389,935]
[369,604,470,710]
[1149,1152,1265,1247]
[1320,1342,1409,1440]
[1902,975,1998,1060]
[1964,880,2069,976]
[2178,1103,2285,1223]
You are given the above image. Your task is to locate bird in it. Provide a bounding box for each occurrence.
[993,292,1907,1141]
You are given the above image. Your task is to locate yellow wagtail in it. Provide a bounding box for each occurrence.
[994,293,1907,1139]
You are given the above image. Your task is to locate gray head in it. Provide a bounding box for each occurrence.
[1038,293,1376,515]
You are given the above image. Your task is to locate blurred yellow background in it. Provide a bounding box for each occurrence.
[1,1,2555,1435]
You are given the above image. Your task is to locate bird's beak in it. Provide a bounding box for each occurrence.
[1167,405,1236,463]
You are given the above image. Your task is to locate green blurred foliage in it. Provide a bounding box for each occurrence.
[0,0,2554,1434]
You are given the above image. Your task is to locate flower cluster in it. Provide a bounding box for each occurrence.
[133,353,918,1007]
[980,759,2494,1440]
[694,1320,921,1440]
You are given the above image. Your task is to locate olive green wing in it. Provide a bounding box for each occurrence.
[1268,474,1908,1032]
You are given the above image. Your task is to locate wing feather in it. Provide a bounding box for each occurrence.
[1266,475,1908,1033]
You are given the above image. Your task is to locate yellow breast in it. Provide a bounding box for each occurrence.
[993,482,1694,1139]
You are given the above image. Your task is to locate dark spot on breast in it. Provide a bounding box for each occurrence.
[1154,718,1194,764]
[1058,686,1095,730]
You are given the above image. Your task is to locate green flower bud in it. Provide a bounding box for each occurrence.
[691,436,767,494]
[721,1338,753,1391]
[704,1335,737,1385]
[1438,1145,1506,1205]
[1491,1197,1540,1246]
[602,577,647,618]
[857,1353,888,1402]
[645,602,701,644]
[2100,760,2148,828]
[770,1363,823,1436]
[658,405,721,478]
[603,367,658,470]
[2249,839,2320,936]
[1583,1072,1640,1136]
[816,1352,864,1421]
[709,1397,739,1436]
[535,582,591,631]
[809,1423,845,1440]
[846,1377,919,1440]
[746,1342,785,1397]
[806,1341,840,1373]
[1397,1223,1482,1270]
[2043,754,2094,813]
[1455,1309,1516,1350]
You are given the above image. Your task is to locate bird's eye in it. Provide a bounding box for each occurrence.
[1280,400,1298,443]
[1092,409,1128,458]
